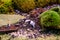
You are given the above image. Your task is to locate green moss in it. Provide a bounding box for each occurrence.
[36,0,50,7]
[0,4,9,14]
[50,7,59,12]
[13,0,36,12]
[1,0,12,6]
[58,0,60,3]
[39,11,60,29]
[0,34,11,40]
[36,0,58,7]
[0,0,14,14]
[50,7,60,15]
[50,0,57,3]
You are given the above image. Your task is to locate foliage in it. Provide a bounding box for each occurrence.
[36,0,58,7]
[0,4,9,14]
[0,0,13,14]
[1,0,12,6]
[12,37,28,40]
[13,0,36,12]
[39,11,60,29]
[58,0,60,3]
[36,0,50,7]
[50,0,57,3]
[37,36,60,40]
[0,34,11,40]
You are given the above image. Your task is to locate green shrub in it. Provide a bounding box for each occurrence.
[12,37,28,40]
[36,0,58,7]
[13,0,36,12]
[0,34,11,40]
[36,0,50,7]
[58,0,60,3]
[39,11,60,29]
[0,4,9,14]
[50,0,57,3]
[0,0,12,14]
[1,0,12,6]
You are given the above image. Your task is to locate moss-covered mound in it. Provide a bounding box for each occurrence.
[36,0,58,7]
[0,0,12,14]
[1,0,12,6]
[13,0,36,12]
[50,0,57,4]
[0,5,8,14]
[50,7,60,15]
[39,11,60,29]
[36,0,50,7]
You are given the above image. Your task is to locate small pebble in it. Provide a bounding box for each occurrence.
[30,21,35,28]
[15,10,20,14]
[27,29,30,31]
[23,24,26,27]
[25,20,30,23]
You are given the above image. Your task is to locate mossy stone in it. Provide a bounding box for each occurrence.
[39,11,60,29]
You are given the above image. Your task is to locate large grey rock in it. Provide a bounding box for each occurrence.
[0,14,25,26]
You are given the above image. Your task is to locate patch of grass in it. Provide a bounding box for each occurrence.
[37,35,60,40]
[0,34,11,40]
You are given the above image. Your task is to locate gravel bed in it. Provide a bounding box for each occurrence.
[8,4,60,39]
